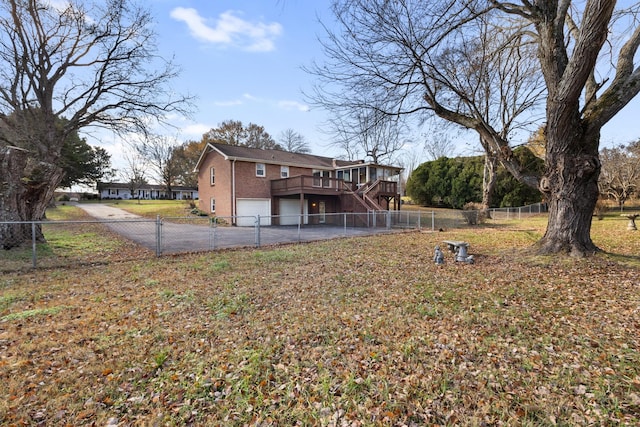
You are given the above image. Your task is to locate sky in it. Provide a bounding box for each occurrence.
[88,0,640,172]
[93,0,340,170]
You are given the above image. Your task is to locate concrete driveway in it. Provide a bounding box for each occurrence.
[75,203,144,220]
[75,203,394,255]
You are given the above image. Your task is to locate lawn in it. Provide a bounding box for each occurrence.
[1,212,639,425]
[100,199,201,218]
[0,205,153,272]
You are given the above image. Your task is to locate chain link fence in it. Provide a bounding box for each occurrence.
[0,219,157,271]
[488,202,548,220]
[2,206,544,271]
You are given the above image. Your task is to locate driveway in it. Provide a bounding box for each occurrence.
[75,203,145,220]
[75,203,395,255]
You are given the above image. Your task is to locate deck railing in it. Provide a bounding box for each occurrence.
[271,175,355,195]
[272,175,398,195]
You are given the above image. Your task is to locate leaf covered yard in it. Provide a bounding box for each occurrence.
[1,220,639,425]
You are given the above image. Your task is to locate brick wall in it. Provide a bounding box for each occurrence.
[197,152,233,217]
[198,152,325,218]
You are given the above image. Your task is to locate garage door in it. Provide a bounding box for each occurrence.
[279,199,308,225]
[236,199,271,226]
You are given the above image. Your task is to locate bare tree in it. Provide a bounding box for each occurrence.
[0,0,191,248]
[119,149,148,204]
[325,107,408,164]
[599,142,640,211]
[308,0,640,256]
[279,128,311,153]
[422,122,458,162]
[134,135,181,199]
[322,115,361,161]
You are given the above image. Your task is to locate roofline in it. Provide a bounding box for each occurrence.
[97,182,198,191]
[194,143,403,172]
[195,143,338,171]
[333,161,404,171]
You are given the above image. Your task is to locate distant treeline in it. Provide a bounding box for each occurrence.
[406,147,544,209]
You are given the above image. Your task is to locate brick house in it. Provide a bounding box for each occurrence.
[195,143,402,226]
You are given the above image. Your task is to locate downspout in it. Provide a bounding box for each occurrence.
[232,159,237,224]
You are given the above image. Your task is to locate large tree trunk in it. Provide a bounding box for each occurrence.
[0,146,64,249]
[482,152,498,211]
[536,127,601,257]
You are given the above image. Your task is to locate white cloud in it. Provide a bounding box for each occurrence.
[278,100,310,112]
[214,99,243,107]
[212,93,261,107]
[170,8,283,52]
[212,95,309,113]
[180,123,212,137]
[242,93,261,102]
[46,0,70,10]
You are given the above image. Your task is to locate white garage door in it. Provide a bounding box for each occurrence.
[279,199,308,225]
[236,199,271,226]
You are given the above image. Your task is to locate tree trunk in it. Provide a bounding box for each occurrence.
[482,152,498,217]
[0,146,64,249]
[536,129,601,257]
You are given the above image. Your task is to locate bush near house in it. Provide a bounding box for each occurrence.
[407,148,544,208]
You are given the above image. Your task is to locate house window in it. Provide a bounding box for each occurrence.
[337,170,350,182]
[256,163,266,177]
[210,167,215,185]
[210,197,216,213]
[280,166,289,178]
[313,170,331,188]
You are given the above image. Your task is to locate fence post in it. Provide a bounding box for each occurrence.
[431,211,435,232]
[255,215,261,247]
[386,210,391,229]
[156,215,162,256]
[210,217,217,250]
[344,213,347,235]
[31,222,37,269]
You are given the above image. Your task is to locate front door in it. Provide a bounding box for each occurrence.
[319,201,326,224]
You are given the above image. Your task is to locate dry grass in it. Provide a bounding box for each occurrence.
[0,206,153,272]
[1,215,639,426]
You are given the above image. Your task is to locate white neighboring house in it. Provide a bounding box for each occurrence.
[97,182,198,200]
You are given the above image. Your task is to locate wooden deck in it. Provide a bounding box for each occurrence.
[271,176,353,196]
[271,175,399,197]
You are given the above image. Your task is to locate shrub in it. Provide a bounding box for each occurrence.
[461,202,488,225]
[190,208,209,217]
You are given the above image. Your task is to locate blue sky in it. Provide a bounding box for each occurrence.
[148,0,335,152]
[94,0,640,170]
